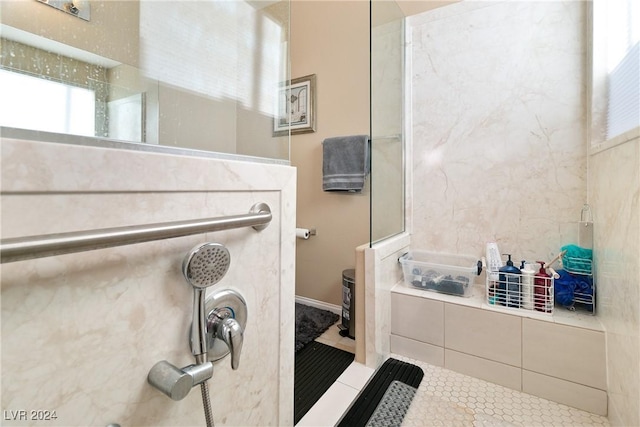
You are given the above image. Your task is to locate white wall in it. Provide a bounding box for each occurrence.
[0,138,296,426]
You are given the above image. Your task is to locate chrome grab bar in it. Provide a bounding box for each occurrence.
[0,202,271,264]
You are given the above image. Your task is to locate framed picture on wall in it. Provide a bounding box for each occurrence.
[273,74,316,137]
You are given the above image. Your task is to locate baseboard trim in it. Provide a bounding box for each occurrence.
[295,295,342,316]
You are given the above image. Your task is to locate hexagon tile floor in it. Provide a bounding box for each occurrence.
[394,355,610,427]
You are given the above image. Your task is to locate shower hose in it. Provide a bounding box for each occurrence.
[200,380,215,427]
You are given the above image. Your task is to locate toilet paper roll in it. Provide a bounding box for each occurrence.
[296,228,310,240]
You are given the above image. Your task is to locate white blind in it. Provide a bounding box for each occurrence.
[605,1,640,139]
[607,42,640,139]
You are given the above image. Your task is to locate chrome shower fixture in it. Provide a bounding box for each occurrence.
[182,243,231,362]
[149,242,245,427]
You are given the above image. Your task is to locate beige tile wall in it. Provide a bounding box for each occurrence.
[523,319,606,390]
[390,334,444,367]
[523,371,608,417]
[444,304,522,367]
[444,349,522,391]
[391,292,444,346]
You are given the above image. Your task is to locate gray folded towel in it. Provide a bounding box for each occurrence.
[322,135,370,192]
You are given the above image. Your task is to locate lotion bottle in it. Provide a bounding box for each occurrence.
[520,261,535,310]
[534,261,551,312]
[498,254,521,308]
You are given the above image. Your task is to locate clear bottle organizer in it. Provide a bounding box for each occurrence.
[485,271,554,314]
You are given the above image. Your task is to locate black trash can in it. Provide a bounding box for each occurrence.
[339,268,356,339]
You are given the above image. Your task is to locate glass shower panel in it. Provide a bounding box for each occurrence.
[0,0,290,163]
[138,1,290,160]
[370,1,405,244]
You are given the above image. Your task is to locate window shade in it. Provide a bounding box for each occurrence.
[606,44,640,139]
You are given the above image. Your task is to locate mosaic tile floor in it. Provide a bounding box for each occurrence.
[305,325,609,426]
[395,355,610,427]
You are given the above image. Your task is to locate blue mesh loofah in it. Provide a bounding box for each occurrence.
[554,269,594,308]
[554,270,575,307]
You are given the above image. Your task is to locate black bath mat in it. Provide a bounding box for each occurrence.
[294,341,355,424]
[295,303,339,352]
[336,358,424,427]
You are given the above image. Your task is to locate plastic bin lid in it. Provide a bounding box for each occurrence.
[400,250,477,267]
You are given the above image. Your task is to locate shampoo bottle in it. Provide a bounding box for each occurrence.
[498,254,521,308]
[534,261,551,312]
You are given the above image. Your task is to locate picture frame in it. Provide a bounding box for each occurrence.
[273,74,316,136]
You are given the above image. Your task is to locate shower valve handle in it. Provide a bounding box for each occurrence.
[209,308,244,370]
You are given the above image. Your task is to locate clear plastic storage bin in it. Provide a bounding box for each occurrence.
[399,251,481,297]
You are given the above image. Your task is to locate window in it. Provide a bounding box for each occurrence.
[0,69,96,137]
[605,0,640,139]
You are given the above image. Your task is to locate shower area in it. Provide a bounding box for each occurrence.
[367,1,639,427]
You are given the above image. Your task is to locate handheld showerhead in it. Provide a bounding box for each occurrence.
[183,243,231,288]
[182,243,231,362]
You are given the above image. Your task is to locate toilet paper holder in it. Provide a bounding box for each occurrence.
[296,227,317,239]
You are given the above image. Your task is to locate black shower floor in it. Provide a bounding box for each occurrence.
[294,340,355,424]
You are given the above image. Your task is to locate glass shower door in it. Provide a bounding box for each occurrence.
[370,1,405,245]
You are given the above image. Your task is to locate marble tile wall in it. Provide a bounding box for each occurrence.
[407,1,587,262]
[0,138,296,426]
[589,134,640,427]
[363,233,410,367]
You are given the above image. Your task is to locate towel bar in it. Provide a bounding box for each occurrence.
[0,203,271,263]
